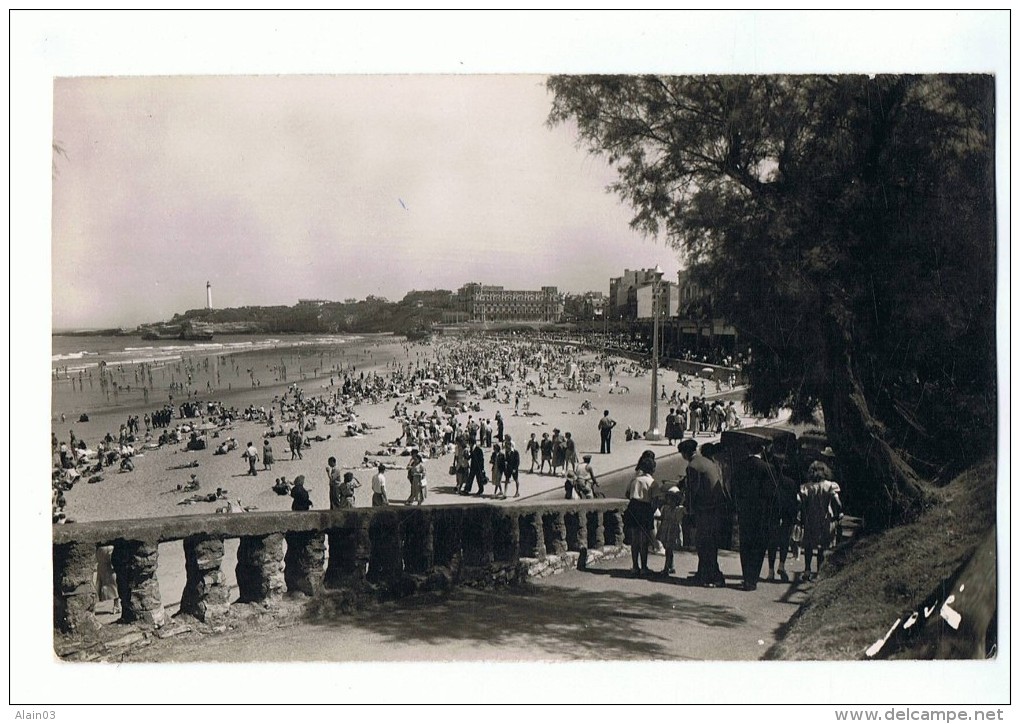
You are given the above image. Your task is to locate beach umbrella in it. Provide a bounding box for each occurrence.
[701,368,714,377]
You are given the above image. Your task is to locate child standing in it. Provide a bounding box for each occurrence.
[656,486,686,576]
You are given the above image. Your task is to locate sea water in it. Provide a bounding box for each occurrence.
[51,333,390,419]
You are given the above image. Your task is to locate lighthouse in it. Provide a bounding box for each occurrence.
[206,281,212,310]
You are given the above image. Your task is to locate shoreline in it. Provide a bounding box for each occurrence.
[51,332,405,421]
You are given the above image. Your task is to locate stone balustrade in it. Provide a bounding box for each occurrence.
[52,500,627,636]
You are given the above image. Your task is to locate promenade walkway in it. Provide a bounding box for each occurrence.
[123,545,811,662]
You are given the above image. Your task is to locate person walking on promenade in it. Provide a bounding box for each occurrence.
[665,408,678,446]
[767,459,800,582]
[243,441,259,476]
[454,438,471,493]
[598,410,617,454]
[407,451,426,506]
[371,463,389,507]
[539,433,553,474]
[800,461,844,581]
[526,433,540,474]
[731,438,778,591]
[624,454,657,576]
[564,432,579,475]
[465,439,487,496]
[479,419,490,449]
[495,411,504,442]
[683,440,728,587]
[551,429,566,477]
[503,437,521,498]
[490,443,506,499]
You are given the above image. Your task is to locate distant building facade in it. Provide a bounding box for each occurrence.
[609,268,666,320]
[605,266,739,353]
[636,281,679,319]
[562,290,607,321]
[455,283,563,323]
[673,269,738,352]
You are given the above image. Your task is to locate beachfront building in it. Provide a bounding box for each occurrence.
[606,266,739,357]
[562,291,606,322]
[635,281,679,320]
[455,283,563,323]
[609,268,666,320]
[672,269,739,353]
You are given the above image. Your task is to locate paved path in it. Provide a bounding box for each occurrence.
[124,547,811,663]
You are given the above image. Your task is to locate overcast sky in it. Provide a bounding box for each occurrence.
[52,74,681,329]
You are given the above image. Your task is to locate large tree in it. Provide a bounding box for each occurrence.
[548,75,996,528]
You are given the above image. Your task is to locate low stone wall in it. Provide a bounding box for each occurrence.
[52,500,629,641]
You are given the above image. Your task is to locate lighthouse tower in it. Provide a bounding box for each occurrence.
[206,281,212,310]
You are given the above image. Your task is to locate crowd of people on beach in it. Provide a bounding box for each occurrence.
[51,333,756,526]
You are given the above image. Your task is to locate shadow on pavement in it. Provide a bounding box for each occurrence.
[303,580,747,660]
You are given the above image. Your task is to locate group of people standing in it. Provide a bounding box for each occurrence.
[664,399,739,443]
[454,436,520,499]
[287,451,422,512]
[622,437,844,589]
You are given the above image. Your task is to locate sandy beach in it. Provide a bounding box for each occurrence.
[53,334,751,617]
[55,337,746,523]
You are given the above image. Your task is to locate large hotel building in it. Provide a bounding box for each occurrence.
[455,283,563,323]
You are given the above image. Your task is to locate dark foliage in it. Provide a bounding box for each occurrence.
[548,75,996,526]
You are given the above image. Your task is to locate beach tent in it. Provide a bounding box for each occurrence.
[446,385,468,404]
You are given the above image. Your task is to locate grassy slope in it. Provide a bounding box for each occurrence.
[766,457,997,660]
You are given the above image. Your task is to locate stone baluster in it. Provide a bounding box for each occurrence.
[235,533,285,603]
[565,511,588,553]
[402,510,434,575]
[432,509,464,569]
[368,510,404,583]
[543,511,567,556]
[284,531,326,595]
[462,508,495,568]
[604,509,624,546]
[493,511,520,563]
[587,510,605,549]
[519,512,545,558]
[324,518,370,589]
[112,540,166,627]
[179,535,231,622]
[52,541,99,635]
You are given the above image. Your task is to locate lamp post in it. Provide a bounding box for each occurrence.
[603,301,608,352]
[646,266,664,441]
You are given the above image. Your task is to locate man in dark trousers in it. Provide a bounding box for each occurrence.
[731,437,779,591]
[503,436,521,497]
[463,440,487,496]
[598,410,617,454]
[683,440,729,587]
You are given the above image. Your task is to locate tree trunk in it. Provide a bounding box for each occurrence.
[821,313,933,529]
